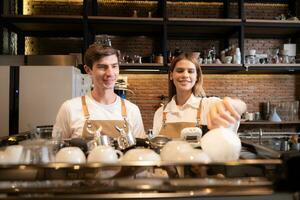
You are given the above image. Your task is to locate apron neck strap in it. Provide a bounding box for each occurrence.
[121,98,127,119]
[81,96,90,120]
[162,104,168,126]
[196,98,203,127]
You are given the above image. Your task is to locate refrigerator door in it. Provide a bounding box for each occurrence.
[18,66,81,132]
[0,66,10,136]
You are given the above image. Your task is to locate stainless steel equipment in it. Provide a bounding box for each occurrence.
[0,131,299,199]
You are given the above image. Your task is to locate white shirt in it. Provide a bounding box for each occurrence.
[53,92,145,139]
[152,94,239,136]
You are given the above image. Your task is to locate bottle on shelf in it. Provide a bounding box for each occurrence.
[233,48,241,64]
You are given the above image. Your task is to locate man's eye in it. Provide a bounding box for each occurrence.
[112,65,119,68]
[97,65,107,69]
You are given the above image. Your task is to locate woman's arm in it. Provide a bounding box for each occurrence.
[206,97,247,130]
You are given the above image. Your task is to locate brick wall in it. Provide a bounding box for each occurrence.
[125,74,300,131]
[20,0,300,131]
[23,0,83,15]
[25,37,83,55]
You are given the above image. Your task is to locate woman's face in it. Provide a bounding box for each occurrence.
[170,59,197,94]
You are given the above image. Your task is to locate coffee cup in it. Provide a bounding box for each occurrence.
[0,151,7,164]
[201,127,241,162]
[55,147,86,164]
[225,56,232,64]
[121,148,161,162]
[170,149,211,163]
[160,140,194,161]
[87,145,123,163]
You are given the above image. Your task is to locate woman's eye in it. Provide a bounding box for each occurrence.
[175,68,184,73]
[188,69,195,73]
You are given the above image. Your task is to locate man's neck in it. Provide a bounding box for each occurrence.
[91,89,117,105]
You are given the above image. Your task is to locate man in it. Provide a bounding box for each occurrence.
[52,44,145,139]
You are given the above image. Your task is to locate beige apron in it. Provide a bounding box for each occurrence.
[159,98,204,138]
[81,96,128,140]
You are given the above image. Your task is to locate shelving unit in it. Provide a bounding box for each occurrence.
[241,121,300,125]
[240,121,300,132]
[244,19,300,38]
[0,0,299,73]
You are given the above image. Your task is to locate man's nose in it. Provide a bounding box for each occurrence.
[105,66,114,75]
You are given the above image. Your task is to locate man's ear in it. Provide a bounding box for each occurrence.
[84,65,91,74]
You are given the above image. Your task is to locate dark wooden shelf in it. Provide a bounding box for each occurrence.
[1,15,84,37]
[167,18,242,39]
[201,64,244,74]
[244,64,300,74]
[118,63,300,74]
[245,19,300,38]
[241,121,300,125]
[120,63,167,74]
[88,16,163,35]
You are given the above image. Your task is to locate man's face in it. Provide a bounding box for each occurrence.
[85,54,119,91]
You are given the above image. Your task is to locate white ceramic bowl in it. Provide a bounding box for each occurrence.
[201,127,241,162]
[4,145,24,164]
[87,145,122,163]
[55,147,86,164]
[160,140,194,161]
[0,151,6,164]
[121,148,161,162]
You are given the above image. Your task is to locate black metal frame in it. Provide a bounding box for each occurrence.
[9,66,19,135]
[1,0,300,73]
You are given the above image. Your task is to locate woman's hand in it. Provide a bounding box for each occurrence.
[206,97,247,130]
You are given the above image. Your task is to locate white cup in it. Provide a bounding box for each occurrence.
[190,150,211,163]
[121,148,161,162]
[4,145,24,164]
[160,140,194,161]
[87,145,123,163]
[55,147,86,164]
[201,127,241,162]
[173,149,211,163]
[224,56,232,64]
[160,140,210,163]
[0,151,6,164]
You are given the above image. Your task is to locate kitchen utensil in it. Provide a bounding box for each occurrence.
[20,139,55,164]
[260,102,271,120]
[180,127,202,143]
[148,136,171,154]
[115,123,136,150]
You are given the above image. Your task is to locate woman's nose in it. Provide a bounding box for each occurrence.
[182,70,189,77]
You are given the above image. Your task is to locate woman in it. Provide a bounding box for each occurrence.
[152,53,246,138]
